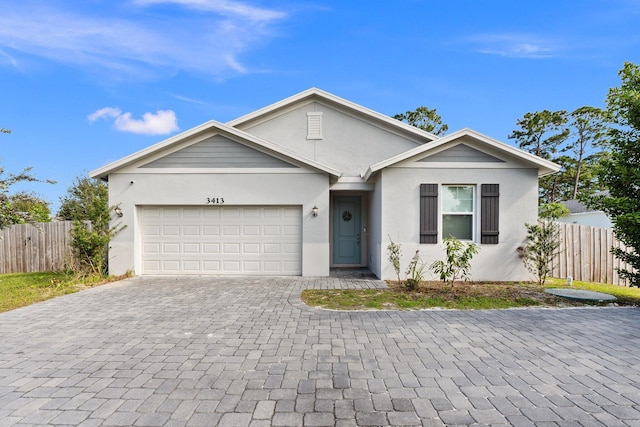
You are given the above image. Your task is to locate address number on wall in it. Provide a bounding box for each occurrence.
[206,198,225,204]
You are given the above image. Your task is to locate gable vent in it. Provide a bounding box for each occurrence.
[307,112,323,140]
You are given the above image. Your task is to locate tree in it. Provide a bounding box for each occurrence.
[9,192,51,223]
[517,220,561,286]
[509,110,572,204]
[393,106,448,135]
[58,177,109,223]
[58,177,122,276]
[509,110,569,160]
[589,62,640,287]
[0,166,55,229]
[566,106,610,199]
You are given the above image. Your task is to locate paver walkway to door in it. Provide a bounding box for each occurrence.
[1,276,640,426]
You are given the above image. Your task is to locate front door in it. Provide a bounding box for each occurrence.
[332,196,361,265]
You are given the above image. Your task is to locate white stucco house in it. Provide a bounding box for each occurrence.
[90,88,559,281]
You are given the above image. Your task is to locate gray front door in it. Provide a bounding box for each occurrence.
[332,196,361,265]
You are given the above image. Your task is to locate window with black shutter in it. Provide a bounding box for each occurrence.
[419,184,438,244]
[481,184,499,244]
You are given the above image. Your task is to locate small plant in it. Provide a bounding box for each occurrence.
[386,237,425,290]
[517,220,561,286]
[404,250,425,290]
[430,237,480,285]
[386,236,402,283]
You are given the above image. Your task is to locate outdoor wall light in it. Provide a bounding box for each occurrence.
[114,207,123,217]
[312,206,319,217]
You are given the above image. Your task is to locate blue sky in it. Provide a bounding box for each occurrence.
[1,0,639,212]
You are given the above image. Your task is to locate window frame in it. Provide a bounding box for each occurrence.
[441,184,476,242]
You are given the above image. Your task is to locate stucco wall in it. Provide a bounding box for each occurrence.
[378,167,539,282]
[107,171,330,276]
[238,101,423,177]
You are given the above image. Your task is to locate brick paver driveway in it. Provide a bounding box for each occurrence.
[1,276,640,426]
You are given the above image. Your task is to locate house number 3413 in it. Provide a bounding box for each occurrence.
[206,197,225,204]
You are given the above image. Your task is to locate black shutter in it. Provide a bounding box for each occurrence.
[481,184,499,244]
[420,184,438,244]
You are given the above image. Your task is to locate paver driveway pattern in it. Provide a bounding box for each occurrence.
[1,276,640,427]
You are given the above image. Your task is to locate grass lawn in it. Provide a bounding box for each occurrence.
[0,272,78,313]
[0,272,126,313]
[302,279,640,311]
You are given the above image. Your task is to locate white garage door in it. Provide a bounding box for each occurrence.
[140,206,302,275]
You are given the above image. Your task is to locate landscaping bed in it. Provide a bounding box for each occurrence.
[302,279,640,311]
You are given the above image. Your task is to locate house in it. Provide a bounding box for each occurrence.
[557,199,612,228]
[90,88,559,281]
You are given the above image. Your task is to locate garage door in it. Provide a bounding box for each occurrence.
[140,206,302,275]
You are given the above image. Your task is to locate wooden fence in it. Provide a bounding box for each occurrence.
[0,221,76,274]
[551,221,635,286]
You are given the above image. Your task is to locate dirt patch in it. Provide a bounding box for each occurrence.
[387,281,582,306]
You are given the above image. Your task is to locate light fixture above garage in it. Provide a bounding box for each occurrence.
[312,206,319,217]
[114,207,123,217]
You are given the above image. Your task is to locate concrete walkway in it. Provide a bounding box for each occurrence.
[1,276,640,426]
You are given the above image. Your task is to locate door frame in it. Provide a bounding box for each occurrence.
[330,192,368,267]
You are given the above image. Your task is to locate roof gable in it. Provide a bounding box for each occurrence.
[140,135,297,169]
[364,128,560,180]
[90,120,340,179]
[417,143,505,163]
[228,87,438,142]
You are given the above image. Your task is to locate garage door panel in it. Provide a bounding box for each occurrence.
[141,206,301,275]
[203,243,219,254]
[163,225,180,236]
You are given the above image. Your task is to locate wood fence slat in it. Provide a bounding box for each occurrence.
[0,221,76,274]
[550,221,635,286]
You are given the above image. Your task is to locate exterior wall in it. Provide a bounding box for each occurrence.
[557,212,612,228]
[237,101,424,177]
[367,174,383,278]
[107,171,330,277]
[379,167,539,281]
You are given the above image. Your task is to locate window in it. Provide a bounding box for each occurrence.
[442,185,474,240]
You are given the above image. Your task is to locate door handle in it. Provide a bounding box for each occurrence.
[356,233,360,246]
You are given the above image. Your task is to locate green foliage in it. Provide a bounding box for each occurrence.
[0,166,55,229]
[386,238,425,289]
[518,220,561,285]
[58,177,109,226]
[59,177,123,276]
[589,61,640,287]
[393,106,448,135]
[9,192,51,223]
[510,107,612,204]
[509,110,569,160]
[539,202,570,220]
[386,236,402,283]
[429,237,480,284]
[404,250,426,290]
[566,106,610,199]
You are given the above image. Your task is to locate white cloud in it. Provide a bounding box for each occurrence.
[0,1,286,79]
[133,0,285,22]
[88,107,122,123]
[466,33,556,58]
[89,107,179,135]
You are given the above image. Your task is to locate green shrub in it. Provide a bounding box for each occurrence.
[430,237,480,285]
